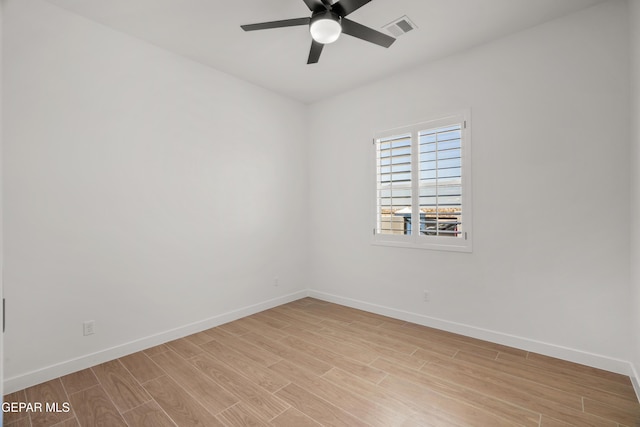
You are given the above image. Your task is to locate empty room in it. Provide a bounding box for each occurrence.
[1,0,640,425]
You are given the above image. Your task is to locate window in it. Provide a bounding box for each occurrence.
[373,111,472,252]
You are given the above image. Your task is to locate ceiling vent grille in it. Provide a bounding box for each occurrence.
[383,16,417,38]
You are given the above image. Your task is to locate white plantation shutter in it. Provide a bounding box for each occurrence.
[374,112,472,252]
[419,124,463,238]
[376,134,412,235]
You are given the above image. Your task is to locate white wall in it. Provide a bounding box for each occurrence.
[308,0,632,372]
[629,0,640,395]
[0,0,5,398]
[2,0,308,391]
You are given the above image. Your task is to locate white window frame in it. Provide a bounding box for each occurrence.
[372,110,472,252]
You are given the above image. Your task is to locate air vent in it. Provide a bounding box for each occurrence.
[383,16,417,38]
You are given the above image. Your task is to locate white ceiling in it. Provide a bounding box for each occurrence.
[45,0,607,103]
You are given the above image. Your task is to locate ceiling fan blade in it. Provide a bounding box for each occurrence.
[307,40,324,64]
[241,17,310,31]
[301,0,329,13]
[341,18,395,48]
[331,0,372,16]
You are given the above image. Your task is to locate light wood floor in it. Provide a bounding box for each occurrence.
[3,298,640,426]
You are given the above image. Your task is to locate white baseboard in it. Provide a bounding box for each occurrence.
[308,290,636,378]
[5,288,638,402]
[3,290,308,394]
[631,363,640,403]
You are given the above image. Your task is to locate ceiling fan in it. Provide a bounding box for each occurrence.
[241,0,396,64]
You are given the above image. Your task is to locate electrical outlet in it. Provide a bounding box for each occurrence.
[273,277,279,287]
[83,320,95,336]
[423,290,430,302]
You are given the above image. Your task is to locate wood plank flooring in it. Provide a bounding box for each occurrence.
[3,298,640,426]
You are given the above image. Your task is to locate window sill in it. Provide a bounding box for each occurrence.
[371,238,472,253]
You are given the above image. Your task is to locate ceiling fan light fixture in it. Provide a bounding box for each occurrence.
[310,11,342,44]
